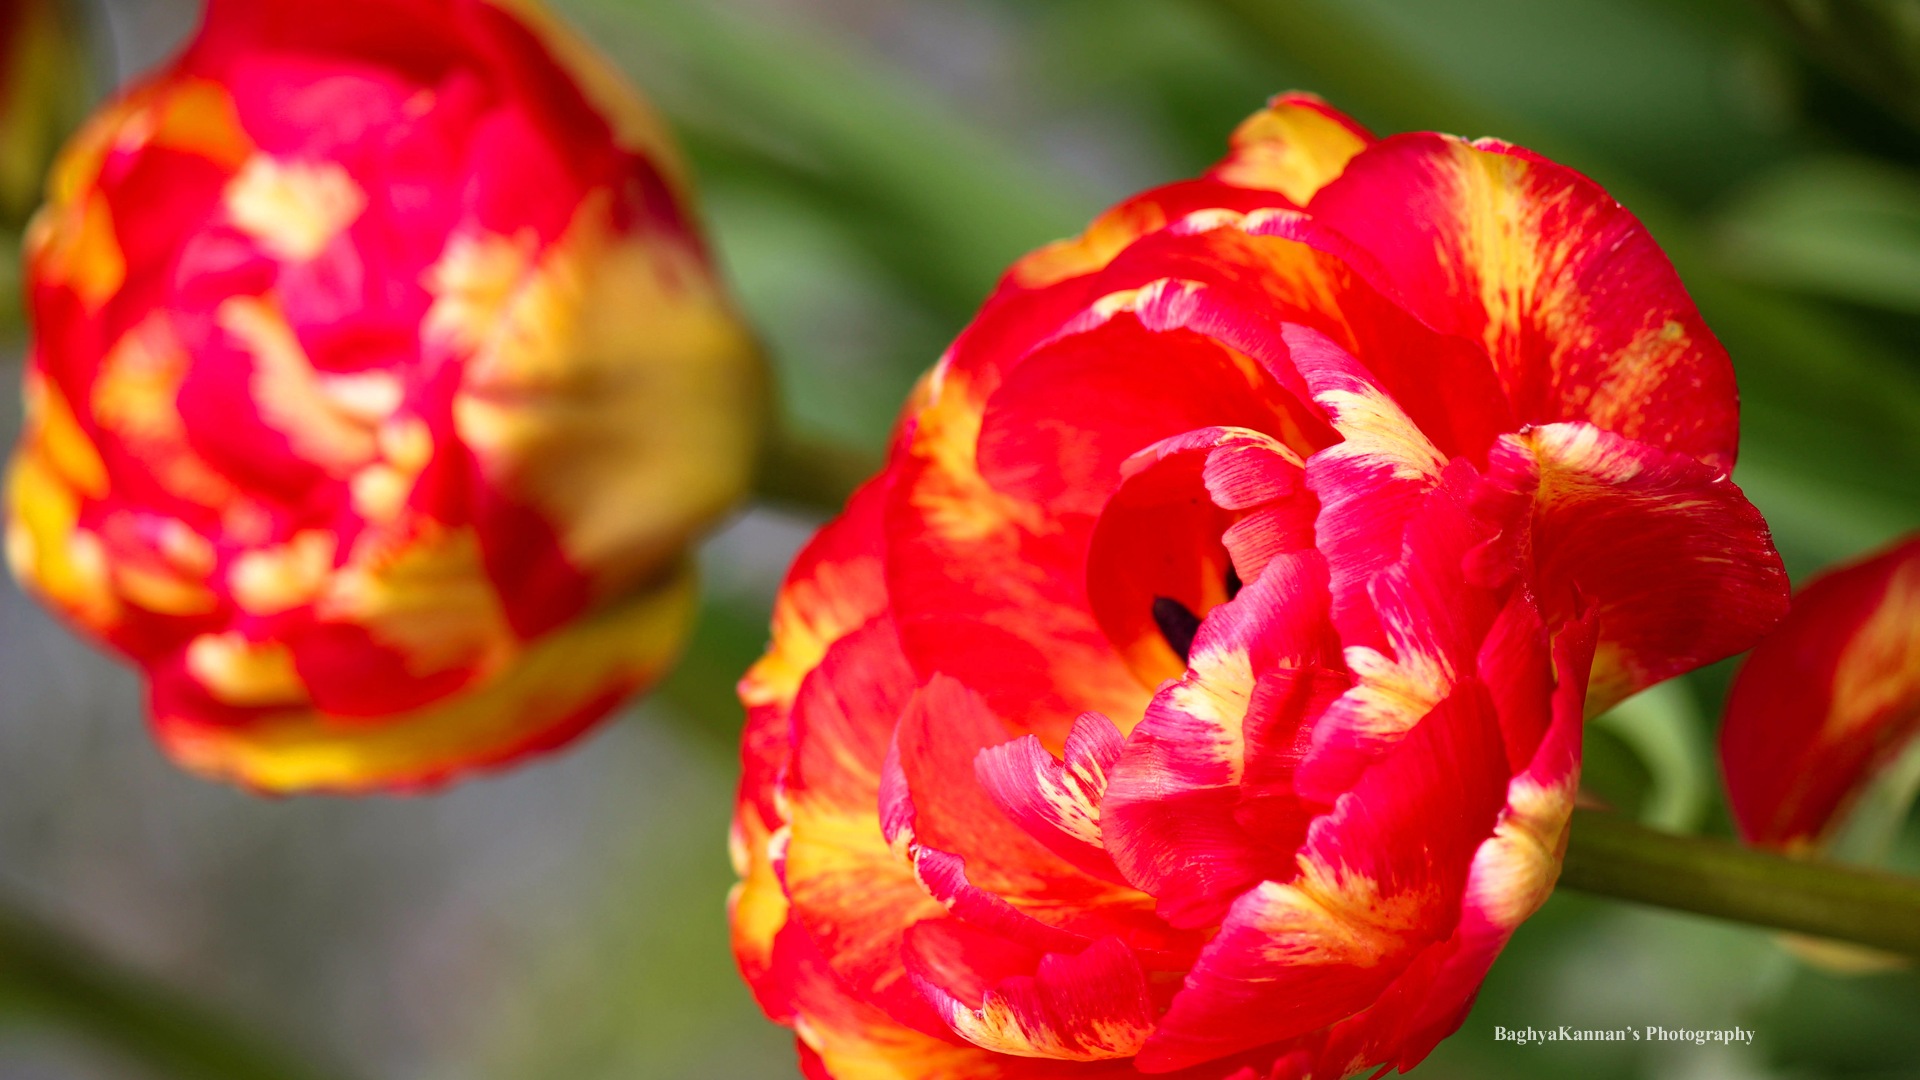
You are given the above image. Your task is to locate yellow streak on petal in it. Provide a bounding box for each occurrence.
[6,457,118,632]
[157,520,216,578]
[442,196,763,598]
[32,189,123,310]
[158,567,694,794]
[740,554,884,713]
[1313,384,1446,484]
[1212,96,1369,204]
[424,230,538,356]
[6,374,120,630]
[378,417,433,472]
[225,156,367,261]
[1468,771,1576,931]
[349,466,411,523]
[229,531,335,616]
[219,297,379,473]
[727,814,792,978]
[147,77,253,169]
[1335,643,1451,744]
[1170,642,1256,782]
[322,523,517,680]
[92,315,187,438]
[186,632,308,708]
[939,985,1149,1063]
[87,315,243,510]
[1828,558,1920,743]
[318,371,404,425]
[21,371,106,498]
[902,386,1042,545]
[1243,858,1431,971]
[113,561,217,616]
[1454,147,1560,370]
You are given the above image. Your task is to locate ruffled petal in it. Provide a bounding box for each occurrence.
[1137,674,1512,1072]
[1308,133,1739,472]
[779,619,947,1034]
[976,713,1131,885]
[1483,422,1788,713]
[907,924,1157,1062]
[1101,550,1344,929]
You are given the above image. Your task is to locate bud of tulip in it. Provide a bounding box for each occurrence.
[7,0,764,793]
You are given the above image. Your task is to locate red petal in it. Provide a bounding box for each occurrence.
[976,713,1131,885]
[1101,551,1344,928]
[1485,422,1788,713]
[1721,536,1920,847]
[908,925,1158,1062]
[1296,462,1503,803]
[1292,325,1447,651]
[1308,133,1740,472]
[1138,675,1511,1072]
[975,308,1303,518]
[780,618,948,1035]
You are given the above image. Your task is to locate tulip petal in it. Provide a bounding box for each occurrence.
[1102,550,1345,928]
[1208,92,1375,204]
[976,714,1131,885]
[152,565,694,792]
[778,618,949,1035]
[1484,422,1788,713]
[908,926,1157,1062]
[1292,323,1447,651]
[1374,609,1595,1071]
[1307,133,1739,472]
[1721,536,1920,847]
[892,676,1159,934]
[975,308,1305,518]
[886,383,1152,738]
[1138,675,1511,1072]
[1007,92,1372,292]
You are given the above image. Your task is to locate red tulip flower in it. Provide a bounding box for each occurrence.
[730,95,1788,1079]
[6,0,763,793]
[1721,536,1920,854]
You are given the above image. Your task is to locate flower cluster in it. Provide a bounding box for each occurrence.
[6,0,763,792]
[730,95,1788,1079]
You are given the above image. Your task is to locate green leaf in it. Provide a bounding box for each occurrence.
[1713,155,1920,313]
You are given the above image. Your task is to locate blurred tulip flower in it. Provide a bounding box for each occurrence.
[0,0,86,230]
[1721,536,1920,855]
[6,0,764,793]
[730,94,1788,1079]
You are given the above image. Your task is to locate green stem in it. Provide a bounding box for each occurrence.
[752,425,879,517]
[0,902,348,1080]
[1561,809,1920,958]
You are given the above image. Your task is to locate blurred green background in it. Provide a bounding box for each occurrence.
[3,0,1920,1077]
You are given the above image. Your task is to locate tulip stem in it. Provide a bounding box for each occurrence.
[0,901,348,1080]
[753,426,880,517]
[1560,809,1920,957]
